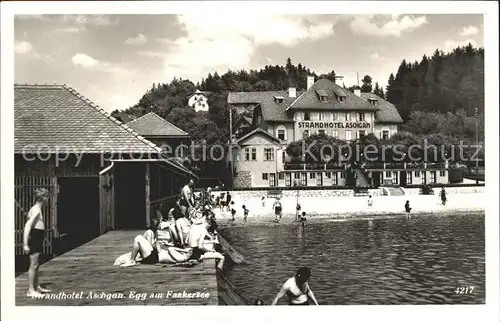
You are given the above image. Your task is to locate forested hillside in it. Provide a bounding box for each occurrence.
[113,43,484,179]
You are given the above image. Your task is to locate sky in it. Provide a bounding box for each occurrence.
[14,14,484,113]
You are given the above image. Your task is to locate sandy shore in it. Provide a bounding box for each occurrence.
[214,192,485,227]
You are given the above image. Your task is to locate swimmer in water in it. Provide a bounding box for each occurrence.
[271,267,319,305]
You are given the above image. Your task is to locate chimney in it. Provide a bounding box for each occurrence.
[307,75,315,90]
[354,88,361,97]
[288,87,296,98]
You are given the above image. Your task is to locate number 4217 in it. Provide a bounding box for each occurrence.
[455,287,474,294]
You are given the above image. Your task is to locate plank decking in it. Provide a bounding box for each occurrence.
[15,231,218,306]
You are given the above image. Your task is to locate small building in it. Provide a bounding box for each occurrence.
[188,89,210,112]
[14,84,195,257]
[126,112,191,158]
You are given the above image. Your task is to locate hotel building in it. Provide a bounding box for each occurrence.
[228,76,449,188]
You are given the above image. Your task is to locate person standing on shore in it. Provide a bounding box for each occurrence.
[230,201,236,221]
[261,196,266,208]
[273,197,283,223]
[242,204,249,222]
[271,267,319,305]
[440,187,447,205]
[367,195,373,207]
[405,200,412,217]
[23,188,51,298]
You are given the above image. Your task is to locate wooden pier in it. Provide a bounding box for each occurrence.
[15,231,218,306]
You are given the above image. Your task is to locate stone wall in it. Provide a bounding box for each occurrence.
[401,186,485,196]
[221,188,387,200]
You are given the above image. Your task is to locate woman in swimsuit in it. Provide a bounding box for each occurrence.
[23,188,51,298]
[271,267,319,305]
[130,218,192,265]
[186,216,225,269]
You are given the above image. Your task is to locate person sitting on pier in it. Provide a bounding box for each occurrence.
[168,206,191,248]
[23,188,51,298]
[186,216,225,269]
[129,218,192,265]
[271,267,319,305]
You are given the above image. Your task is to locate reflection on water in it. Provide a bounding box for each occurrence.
[221,214,485,305]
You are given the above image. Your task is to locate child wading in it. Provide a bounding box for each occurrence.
[23,188,51,298]
[367,195,373,207]
[261,196,266,207]
[273,197,283,223]
[440,187,447,205]
[300,212,307,228]
[230,201,236,221]
[242,205,249,222]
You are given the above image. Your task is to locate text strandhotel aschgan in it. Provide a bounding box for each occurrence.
[33,291,211,301]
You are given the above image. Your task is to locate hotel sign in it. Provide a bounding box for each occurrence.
[297,121,371,129]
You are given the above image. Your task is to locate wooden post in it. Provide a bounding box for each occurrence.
[145,162,151,228]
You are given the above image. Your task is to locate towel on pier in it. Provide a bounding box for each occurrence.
[114,252,138,267]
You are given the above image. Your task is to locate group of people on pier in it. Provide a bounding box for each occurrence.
[128,179,225,269]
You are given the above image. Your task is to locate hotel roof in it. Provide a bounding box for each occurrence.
[360,92,404,124]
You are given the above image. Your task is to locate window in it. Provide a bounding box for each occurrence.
[300,173,307,186]
[264,148,274,161]
[346,113,352,121]
[294,173,300,179]
[332,172,338,185]
[304,112,311,121]
[358,130,366,139]
[262,173,268,180]
[340,172,345,179]
[316,173,323,186]
[279,173,285,180]
[359,112,365,121]
[430,171,437,183]
[332,113,337,121]
[251,148,257,161]
[320,96,327,102]
[310,172,316,179]
[285,173,292,186]
[325,172,331,179]
[332,130,339,138]
[318,129,326,136]
[269,173,276,187]
[318,113,324,121]
[406,172,412,185]
[244,148,251,161]
[282,151,286,164]
[392,172,398,184]
[345,130,352,141]
[303,130,310,139]
[382,130,390,140]
[277,129,286,141]
[386,171,392,178]
[440,170,446,177]
[415,171,420,178]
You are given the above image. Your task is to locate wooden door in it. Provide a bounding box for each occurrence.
[14,176,57,256]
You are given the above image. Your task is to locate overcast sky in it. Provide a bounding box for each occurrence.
[14,14,483,112]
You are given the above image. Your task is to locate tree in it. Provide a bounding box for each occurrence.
[361,75,373,93]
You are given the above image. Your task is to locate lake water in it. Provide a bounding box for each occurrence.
[220,213,485,305]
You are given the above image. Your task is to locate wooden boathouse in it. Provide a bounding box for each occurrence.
[14,84,196,258]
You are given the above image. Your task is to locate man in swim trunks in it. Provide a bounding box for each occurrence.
[271,267,319,305]
[23,188,51,298]
[273,197,283,223]
[180,179,195,218]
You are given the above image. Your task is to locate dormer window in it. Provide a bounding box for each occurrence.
[274,96,285,103]
[315,89,328,103]
[368,97,377,106]
[337,96,346,102]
